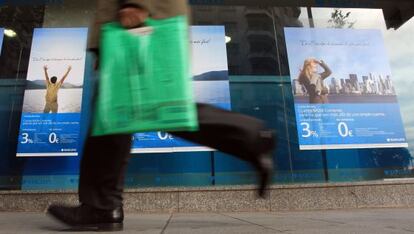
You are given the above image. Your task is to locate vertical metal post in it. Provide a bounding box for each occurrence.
[270,8,293,182]
[307,6,329,182]
[16,46,23,79]
[9,45,23,138]
[307,7,315,28]
[322,150,329,182]
[210,151,215,185]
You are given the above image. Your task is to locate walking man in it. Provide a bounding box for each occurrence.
[47,0,276,231]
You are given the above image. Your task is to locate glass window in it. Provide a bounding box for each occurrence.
[0,1,413,190]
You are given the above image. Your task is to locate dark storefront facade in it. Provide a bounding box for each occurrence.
[0,0,413,192]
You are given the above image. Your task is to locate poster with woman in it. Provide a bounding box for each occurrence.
[284,27,408,150]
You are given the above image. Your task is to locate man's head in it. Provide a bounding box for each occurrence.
[50,76,58,84]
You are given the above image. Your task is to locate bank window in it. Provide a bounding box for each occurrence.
[224,22,237,34]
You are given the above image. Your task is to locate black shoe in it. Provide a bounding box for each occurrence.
[47,204,124,232]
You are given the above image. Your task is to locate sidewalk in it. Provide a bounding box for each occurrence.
[0,208,413,233]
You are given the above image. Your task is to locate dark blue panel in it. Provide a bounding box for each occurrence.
[125,152,212,187]
[0,79,26,189]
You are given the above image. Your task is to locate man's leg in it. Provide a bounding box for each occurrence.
[51,102,58,113]
[77,104,275,204]
[47,133,132,231]
[79,133,132,210]
[173,103,276,196]
[174,104,275,161]
[47,104,275,230]
[43,103,51,113]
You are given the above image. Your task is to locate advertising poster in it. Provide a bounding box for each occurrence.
[16,28,88,157]
[284,28,408,150]
[0,28,4,55]
[131,26,231,153]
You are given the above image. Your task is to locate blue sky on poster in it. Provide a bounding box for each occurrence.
[190,26,228,76]
[27,28,88,86]
[284,27,392,83]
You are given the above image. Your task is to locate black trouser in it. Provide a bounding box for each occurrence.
[79,103,275,210]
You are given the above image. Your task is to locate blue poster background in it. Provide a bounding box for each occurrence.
[0,28,4,55]
[16,28,88,157]
[284,27,408,150]
[17,113,80,155]
[131,26,230,153]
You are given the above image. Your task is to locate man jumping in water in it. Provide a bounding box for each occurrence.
[43,65,72,113]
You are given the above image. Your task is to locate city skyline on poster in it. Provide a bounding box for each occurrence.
[284,27,408,150]
[288,28,398,104]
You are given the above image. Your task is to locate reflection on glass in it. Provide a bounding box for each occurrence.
[192,6,307,76]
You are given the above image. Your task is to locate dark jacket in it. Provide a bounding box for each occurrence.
[88,0,189,50]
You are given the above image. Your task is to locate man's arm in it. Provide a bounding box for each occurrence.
[89,0,150,70]
[87,0,150,51]
[60,66,72,84]
[88,0,187,70]
[43,65,50,85]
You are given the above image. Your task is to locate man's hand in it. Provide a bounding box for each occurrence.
[44,65,48,71]
[68,66,72,72]
[118,7,149,28]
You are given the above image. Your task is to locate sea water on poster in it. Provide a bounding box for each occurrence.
[131,26,231,153]
[16,28,88,157]
[284,27,408,150]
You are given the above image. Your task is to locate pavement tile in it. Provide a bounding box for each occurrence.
[0,208,414,233]
[164,213,276,234]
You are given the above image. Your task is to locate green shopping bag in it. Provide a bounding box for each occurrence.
[92,16,198,136]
